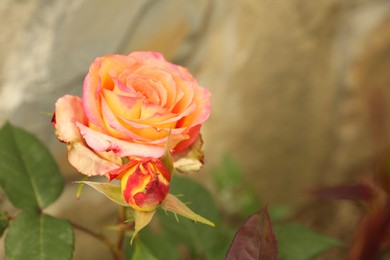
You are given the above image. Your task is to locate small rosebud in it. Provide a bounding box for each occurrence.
[117,158,171,212]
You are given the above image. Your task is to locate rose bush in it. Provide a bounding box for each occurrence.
[53,52,211,177]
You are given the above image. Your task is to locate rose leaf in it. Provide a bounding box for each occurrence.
[5,211,74,260]
[0,122,63,210]
[226,207,278,260]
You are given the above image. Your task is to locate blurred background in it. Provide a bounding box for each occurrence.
[1,0,390,259]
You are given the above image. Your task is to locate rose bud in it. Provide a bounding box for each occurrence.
[109,157,171,212]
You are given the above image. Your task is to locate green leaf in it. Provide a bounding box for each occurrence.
[207,228,236,260]
[5,211,74,260]
[157,176,218,256]
[275,223,339,260]
[212,153,242,190]
[134,226,181,260]
[0,212,9,237]
[212,153,260,218]
[0,123,63,210]
[268,205,292,221]
[131,240,158,260]
[75,181,127,206]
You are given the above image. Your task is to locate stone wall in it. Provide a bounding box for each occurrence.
[1,0,390,258]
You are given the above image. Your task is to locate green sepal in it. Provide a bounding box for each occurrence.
[173,135,205,174]
[0,212,9,237]
[161,194,215,227]
[131,210,156,244]
[76,176,88,200]
[160,129,174,175]
[74,181,128,207]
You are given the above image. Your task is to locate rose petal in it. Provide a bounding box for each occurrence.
[112,77,138,96]
[171,75,194,113]
[131,69,177,109]
[102,89,142,120]
[100,97,149,141]
[100,96,187,146]
[126,103,195,127]
[129,51,164,61]
[76,122,165,158]
[54,95,86,143]
[67,142,120,176]
[126,76,162,105]
[83,57,104,128]
[119,119,187,144]
[178,87,211,127]
[107,160,137,180]
[99,55,139,89]
[173,124,201,153]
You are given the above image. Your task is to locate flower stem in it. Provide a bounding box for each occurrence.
[72,222,123,260]
[116,206,127,252]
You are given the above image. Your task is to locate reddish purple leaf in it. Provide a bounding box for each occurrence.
[226,207,278,260]
[349,198,390,260]
[310,183,374,201]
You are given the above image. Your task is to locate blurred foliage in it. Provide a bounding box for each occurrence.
[0,123,340,259]
[275,223,339,260]
[0,212,9,237]
[212,153,260,218]
[127,153,339,259]
[130,240,158,260]
[127,176,233,260]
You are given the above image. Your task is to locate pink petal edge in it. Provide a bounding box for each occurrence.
[67,142,120,176]
[76,122,165,158]
[54,95,86,143]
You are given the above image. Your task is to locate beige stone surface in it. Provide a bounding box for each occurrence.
[1,0,390,258]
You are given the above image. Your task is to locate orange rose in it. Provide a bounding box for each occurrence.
[53,52,210,176]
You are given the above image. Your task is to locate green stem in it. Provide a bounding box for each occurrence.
[116,206,127,252]
[72,222,123,260]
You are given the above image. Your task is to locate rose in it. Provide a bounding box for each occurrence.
[107,157,171,211]
[53,51,214,232]
[53,52,211,177]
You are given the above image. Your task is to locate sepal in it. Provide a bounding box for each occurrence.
[74,181,128,206]
[161,193,215,227]
[131,210,156,244]
[161,130,174,176]
[173,135,205,174]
